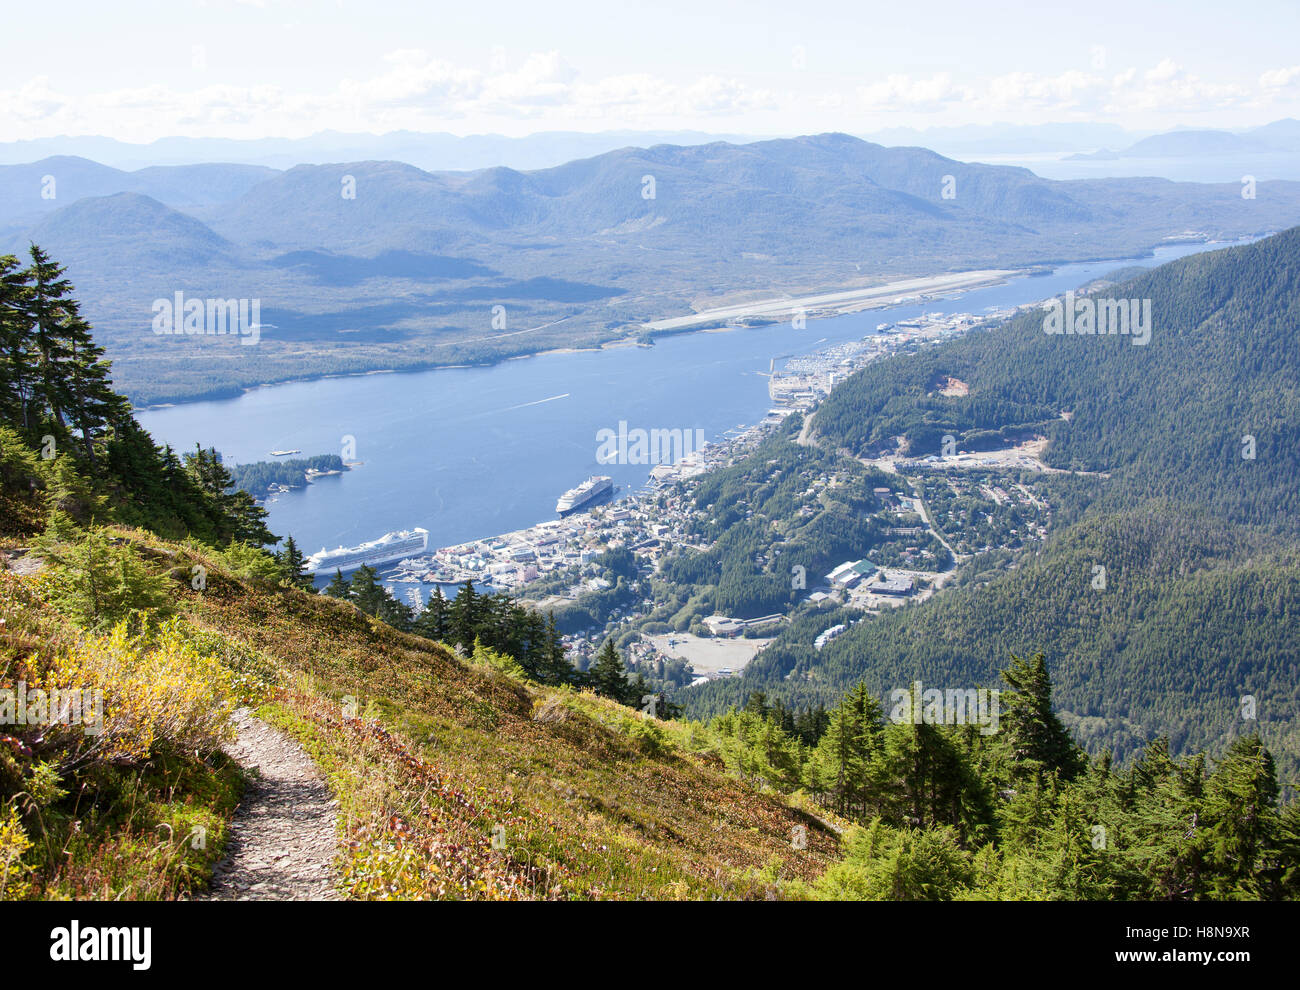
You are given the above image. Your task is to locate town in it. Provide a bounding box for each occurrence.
[379,303,1053,685]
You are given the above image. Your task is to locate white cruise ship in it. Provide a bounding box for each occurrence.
[556,476,614,515]
[305,528,429,575]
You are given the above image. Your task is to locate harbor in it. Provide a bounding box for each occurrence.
[372,307,1019,605]
[137,243,1221,579]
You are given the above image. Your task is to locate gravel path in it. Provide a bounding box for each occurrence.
[204,709,341,901]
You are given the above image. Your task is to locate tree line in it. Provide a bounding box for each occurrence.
[321,570,673,713]
[709,654,1300,900]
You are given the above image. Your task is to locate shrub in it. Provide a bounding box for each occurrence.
[8,616,245,773]
[36,520,172,629]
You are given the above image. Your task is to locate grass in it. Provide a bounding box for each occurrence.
[3,528,842,900]
[0,561,249,900]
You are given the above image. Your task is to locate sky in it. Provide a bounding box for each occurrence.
[3,0,1300,142]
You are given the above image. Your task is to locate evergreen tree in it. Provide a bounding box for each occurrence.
[448,580,482,652]
[183,445,275,546]
[1000,653,1085,782]
[376,591,413,632]
[0,254,31,429]
[276,535,313,590]
[1200,734,1279,899]
[538,612,573,685]
[323,568,350,599]
[589,639,630,701]
[805,684,882,816]
[1116,739,1206,899]
[347,565,387,616]
[413,586,450,641]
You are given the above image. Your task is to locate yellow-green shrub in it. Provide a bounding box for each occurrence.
[17,616,246,769]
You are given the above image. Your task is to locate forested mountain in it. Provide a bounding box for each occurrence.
[0,157,279,229]
[3,248,1298,901]
[812,228,1300,532]
[7,134,1299,405]
[681,230,1300,778]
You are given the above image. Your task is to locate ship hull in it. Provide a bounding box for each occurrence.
[305,528,429,575]
[556,478,615,516]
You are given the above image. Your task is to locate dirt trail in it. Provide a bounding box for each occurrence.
[203,709,341,901]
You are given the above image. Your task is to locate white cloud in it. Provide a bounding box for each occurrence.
[338,49,483,109]
[857,74,969,111]
[1145,58,1182,82]
[1107,61,1249,114]
[1260,65,1300,90]
[1,52,1295,142]
[982,70,1105,110]
[3,76,68,123]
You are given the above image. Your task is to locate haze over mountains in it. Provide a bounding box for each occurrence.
[0,130,760,173]
[7,119,1298,172]
[1068,118,1300,160]
[4,132,1300,405]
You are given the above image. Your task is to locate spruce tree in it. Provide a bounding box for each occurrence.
[323,568,350,598]
[0,254,30,429]
[805,685,882,816]
[183,445,275,546]
[539,612,572,685]
[276,535,313,590]
[347,565,387,616]
[23,244,77,438]
[589,639,629,701]
[1000,653,1085,782]
[1200,734,1278,899]
[413,586,450,641]
[448,580,481,652]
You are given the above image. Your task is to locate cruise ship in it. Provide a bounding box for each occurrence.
[556,476,614,515]
[305,528,429,575]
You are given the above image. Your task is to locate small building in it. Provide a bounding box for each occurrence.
[826,559,879,587]
[872,573,915,596]
[814,623,847,652]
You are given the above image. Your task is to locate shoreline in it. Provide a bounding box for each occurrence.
[130,239,1242,412]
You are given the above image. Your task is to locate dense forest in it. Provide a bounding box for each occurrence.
[680,230,1300,782]
[813,229,1300,532]
[227,454,349,497]
[705,656,1300,900]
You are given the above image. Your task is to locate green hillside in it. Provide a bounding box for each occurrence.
[2,245,1299,901]
[682,230,1300,779]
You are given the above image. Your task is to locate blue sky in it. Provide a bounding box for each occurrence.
[4,0,1299,140]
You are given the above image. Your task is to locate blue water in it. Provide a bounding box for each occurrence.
[136,240,1240,561]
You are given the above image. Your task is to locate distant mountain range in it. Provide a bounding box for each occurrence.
[7,120,1298,174]
[4,132,1300,406]
[866,122,1144,155]
[0,130,763,173]
[1067,119,1300,160]
[0,156,278,235]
